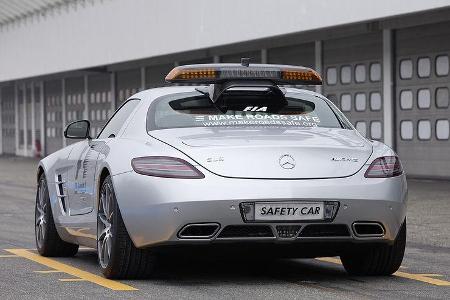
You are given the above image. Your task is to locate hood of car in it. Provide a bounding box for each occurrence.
[149,127,372,179]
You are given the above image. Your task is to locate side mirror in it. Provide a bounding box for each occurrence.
[64,120,91,139]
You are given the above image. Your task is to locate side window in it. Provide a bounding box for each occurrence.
[97,99,140,139]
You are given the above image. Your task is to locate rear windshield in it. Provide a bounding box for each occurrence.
[147,91,343,131]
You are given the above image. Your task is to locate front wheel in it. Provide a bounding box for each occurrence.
[340,221,406,276]
[35,174,79,257]
[97,175,156,279]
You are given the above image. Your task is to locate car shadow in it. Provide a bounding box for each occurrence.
[73,248,375,286]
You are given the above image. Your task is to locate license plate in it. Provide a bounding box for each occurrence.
[254,202,324,221]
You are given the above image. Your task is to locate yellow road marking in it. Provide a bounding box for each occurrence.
[315,257,450,286]
[59,278,86,282]
[0,254,19,258]
[34,270,63,273]
[5,249,137,291]
[395,272,450,286]
[316,257,341,264]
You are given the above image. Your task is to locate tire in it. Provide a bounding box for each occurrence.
[35,173,79,257]
[97,175,156,279]
[340,221,406,276]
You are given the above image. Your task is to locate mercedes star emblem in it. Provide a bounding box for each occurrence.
[279,154,296,169]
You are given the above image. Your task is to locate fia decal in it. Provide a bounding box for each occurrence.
[243,106,268,112]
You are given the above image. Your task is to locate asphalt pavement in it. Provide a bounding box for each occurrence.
[0,155,449,299]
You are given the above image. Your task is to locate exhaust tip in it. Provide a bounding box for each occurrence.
[352,222,385,237]
[178,223,220,239]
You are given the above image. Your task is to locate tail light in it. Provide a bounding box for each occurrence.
[131,156,204,179]
[364,156,403,178]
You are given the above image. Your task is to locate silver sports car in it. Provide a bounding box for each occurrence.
[35,62,407,279]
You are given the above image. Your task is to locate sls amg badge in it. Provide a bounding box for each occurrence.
[279,154,296,169]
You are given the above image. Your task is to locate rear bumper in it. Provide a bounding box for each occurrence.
[112,167,407,249]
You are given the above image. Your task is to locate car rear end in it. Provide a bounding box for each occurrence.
[116,62,407,274]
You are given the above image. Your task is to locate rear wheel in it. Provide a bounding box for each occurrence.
[97,175,156,279]
[35,174,79,257]
[340,221,406,276]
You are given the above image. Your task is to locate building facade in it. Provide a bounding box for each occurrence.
[1,0,450,179]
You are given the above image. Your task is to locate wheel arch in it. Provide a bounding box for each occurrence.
[97,167,112,207]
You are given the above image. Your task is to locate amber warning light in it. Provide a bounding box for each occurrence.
[165,63,322,85]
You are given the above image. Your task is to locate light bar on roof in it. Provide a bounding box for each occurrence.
[165,63,322,85]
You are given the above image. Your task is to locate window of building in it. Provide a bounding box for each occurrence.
[400,59,413,79]
[417,89,431,109]
[355,64,366,83]
[417,57,431,78]
[400,120,413,140]
[370,92,382,111]
[355,93,366,111]
[436,87,449,108]
[400,90,413,110]
[436,119,449,140]
[355,121,366,137]
[340,94,351,112]
[370,63,381,82]
[436,55,449,76]
[418,120,431,140]
[340,65,351,84]
[371,121,382,140]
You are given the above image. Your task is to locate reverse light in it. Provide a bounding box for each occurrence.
[364,156,403,178]
[131,156,204,179]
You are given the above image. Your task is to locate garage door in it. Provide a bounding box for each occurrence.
[268,42,315,91]
[116,69,141,107]
[89,74,113,138]
[44,80,63,154]
[1,85,16,154]
[146,63,174,89]
[221,51,261,63]
[65,77,85,145]
[395,22,450,178]
[323,33,384,142]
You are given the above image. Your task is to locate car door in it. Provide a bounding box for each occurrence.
[66,99,141,215]
[66,139,101,215]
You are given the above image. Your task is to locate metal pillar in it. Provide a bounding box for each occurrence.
[0,86,2,155]
[261,49,267,64]
[31,82,36,156]
[14,84,19,155]
[140,67,146,91]
[83,75,89,120]
[22,83,27,156]
[382,29,395,149]
[61,79,66,147]
[110,72,116,111]
[315,40,323,95]
[39,82,45,157]
[213,55,220,63]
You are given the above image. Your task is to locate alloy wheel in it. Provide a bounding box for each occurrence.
[35,179,47,249]
[98,181,114,269]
